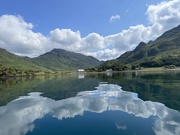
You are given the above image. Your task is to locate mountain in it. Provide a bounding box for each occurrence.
[0,48,101,76]
[30,49,102,70]
[89,24,180,71]
[0,48,48,71]
[117,24,180,67]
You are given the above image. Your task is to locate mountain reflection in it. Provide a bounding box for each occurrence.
[0,84,179,135]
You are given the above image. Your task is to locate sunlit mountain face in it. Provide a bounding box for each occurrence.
[0,84,179,135]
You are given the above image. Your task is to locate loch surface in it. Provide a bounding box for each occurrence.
[0,71,180,135]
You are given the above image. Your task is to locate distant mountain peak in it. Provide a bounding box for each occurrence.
[134,42,146,50]
[51,48,66,52]
[31,48,101,70]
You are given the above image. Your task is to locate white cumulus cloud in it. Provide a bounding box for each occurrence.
[50,28,81,45]
[105,25,152,51]
[146,0,180,36]
[50,29,106,53]
[85,49,120,61]
[0,15,49,57]
[50,28,82,52]
[82,33,106,50]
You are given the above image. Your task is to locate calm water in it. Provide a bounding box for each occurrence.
[0,71,180,135]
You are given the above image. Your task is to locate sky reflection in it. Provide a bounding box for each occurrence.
[0,84,179,135]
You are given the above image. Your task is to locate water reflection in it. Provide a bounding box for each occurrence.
[0,84,179,135]
[0,76,99,106]
[87,72,180,111]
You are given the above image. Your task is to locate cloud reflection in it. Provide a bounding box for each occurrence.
[0,84,179,135]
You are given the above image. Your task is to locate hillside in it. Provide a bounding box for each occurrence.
[117,24,180,67]
[89,24,180,71]
[0,48,102,74]
[31,49,102,71]
[0,48,49,71]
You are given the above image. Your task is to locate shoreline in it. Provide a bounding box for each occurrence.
[85,67,180,74]
[1,67,180,79]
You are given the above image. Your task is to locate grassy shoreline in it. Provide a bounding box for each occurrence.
[1,67,180,79]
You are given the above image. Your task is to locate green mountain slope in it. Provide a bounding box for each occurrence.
[89,24,180,71]
[31,49,102,70]
[117,24,180,67]
[0,48,48,71]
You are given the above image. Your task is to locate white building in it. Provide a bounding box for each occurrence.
[78,69,85,72]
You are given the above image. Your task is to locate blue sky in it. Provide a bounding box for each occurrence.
[0,0,180,60]
[0,0,165,36]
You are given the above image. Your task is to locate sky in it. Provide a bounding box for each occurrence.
[0,0,180,60]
